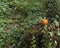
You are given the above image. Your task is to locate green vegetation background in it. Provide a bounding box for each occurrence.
[0,0,60,48]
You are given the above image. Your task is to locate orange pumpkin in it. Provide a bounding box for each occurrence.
[41,19,48,25]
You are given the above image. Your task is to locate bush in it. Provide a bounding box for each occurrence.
[0,0,60,48]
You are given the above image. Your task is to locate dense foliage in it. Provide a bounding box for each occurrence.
[0,0,60,48]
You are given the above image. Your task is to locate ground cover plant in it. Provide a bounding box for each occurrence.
[0,0,60,48]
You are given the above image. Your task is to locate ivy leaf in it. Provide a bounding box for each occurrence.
[54,20,59,27]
